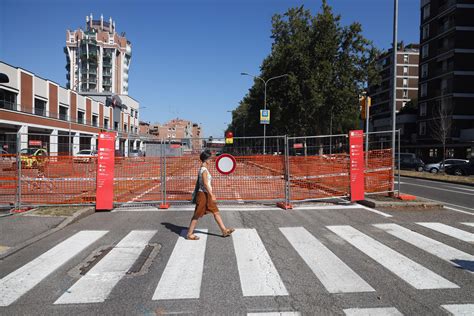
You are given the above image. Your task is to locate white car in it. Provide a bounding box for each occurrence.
[423,158,469,173]
[73,149,97,163]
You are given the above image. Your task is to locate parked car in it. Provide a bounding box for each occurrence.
[73,149,97,163]
[129,149,145,158]
[423,159,469,174]
[396,153,424,172]
[18,148,48,168]
[445,158,474,176]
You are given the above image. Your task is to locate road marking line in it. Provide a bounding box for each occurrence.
[444,206,474,216]
[248,313,301,316]
[374,224,474,273]
[441,304,474,315]
[327,225,459,289]
[356,204,393,218]
[344,307,403,316]
[153,229,208,300]
[462,222,474,228]
[400,181,474,196]
[55,230,157,304]
[280,227,374,293]
[0,231,108,307]
[417,223,474,243]
[233,228,288,296]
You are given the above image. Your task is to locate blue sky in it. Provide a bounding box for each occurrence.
[0,0,419,137]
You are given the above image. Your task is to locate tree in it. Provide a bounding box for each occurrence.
[431,101,452,168]
[230,2,379,137]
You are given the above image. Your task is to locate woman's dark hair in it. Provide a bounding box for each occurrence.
[200,150,212,162]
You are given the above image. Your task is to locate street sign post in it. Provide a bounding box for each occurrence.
[260,109,270,125]
[215,154,236,175]
[349,130,365,202]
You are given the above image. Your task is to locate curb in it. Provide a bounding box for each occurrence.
[358,198,443,209]
[0,207,95,260]
[397,173,474,187]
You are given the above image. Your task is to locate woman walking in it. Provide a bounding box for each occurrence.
[187,150,234,240]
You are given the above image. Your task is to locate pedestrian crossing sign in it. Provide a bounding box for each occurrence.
[260,109,270,124]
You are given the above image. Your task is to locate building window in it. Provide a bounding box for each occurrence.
[403,66,408,75]
[404,54,409,64]
[421,64,428,78]
[419,122,426,136]
[403,78,408,88]
[92,115,98,127]
[403,89,408,98]
[429,148,438,157]
[124,124,128,132]
[0,88,17,110]
[421,83,428,97]
[422,44,429,58]
[422,24,430,40]
[114,122,119,131]
[423,4,430,20]
[34,98,46,116]
[420,102,427,116]
[104,118,109,129]
[77,111,85,124]
[59,106,68,121]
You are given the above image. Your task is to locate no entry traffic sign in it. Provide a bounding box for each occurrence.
[215,154,236,175]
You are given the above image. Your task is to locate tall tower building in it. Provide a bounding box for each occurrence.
[65,14,131,95]
[418,0,474,159]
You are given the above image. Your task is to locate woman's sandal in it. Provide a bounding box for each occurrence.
[222,228,235,237]
[186,234,200,240]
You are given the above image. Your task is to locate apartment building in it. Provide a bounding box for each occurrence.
[0,61,140,155]
[369,43,420,136]
[417,0,474,160]
[65,14,131,95]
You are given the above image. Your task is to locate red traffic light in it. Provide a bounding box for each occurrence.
[225,131,233,138]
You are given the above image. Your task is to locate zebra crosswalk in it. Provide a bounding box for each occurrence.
[0,222,473,315]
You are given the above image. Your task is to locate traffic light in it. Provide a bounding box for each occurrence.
[225,131,234,144]
[360,96,371,120]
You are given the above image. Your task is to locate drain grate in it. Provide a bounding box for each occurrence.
[79,246,113,275]
[127,243,161,276]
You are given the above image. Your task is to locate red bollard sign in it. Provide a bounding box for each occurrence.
[349,130,365,202]
[96,132,115,210]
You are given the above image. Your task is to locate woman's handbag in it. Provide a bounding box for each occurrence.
[191,177,199,204]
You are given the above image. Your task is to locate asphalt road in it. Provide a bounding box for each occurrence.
[399,176,474,215]
[0,204,473,315]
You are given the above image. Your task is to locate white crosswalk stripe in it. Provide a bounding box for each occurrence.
[327,225,459,289]
[280,227,374,293]
[153,229,208,300]
[417,223,474,243]
[461,222,474,228]
[0,230,107,307]
[343,307,403,316]
[441,304,474,315]
[374,224,474,273]
[247,313,301,316]
[55,230,157,304]
[233,228,288,296]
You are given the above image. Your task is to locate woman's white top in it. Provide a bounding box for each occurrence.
[198,166,212,193]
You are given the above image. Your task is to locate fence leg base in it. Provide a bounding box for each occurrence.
[276,202,293,210]
[10,207,32,214]
[159,203,170,209]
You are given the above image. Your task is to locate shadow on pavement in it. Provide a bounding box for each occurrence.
[161,222,222,238]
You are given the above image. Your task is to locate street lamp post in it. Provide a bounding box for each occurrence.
[240,72,288,154]
[391,0,399,193]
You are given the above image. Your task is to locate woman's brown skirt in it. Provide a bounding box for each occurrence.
[194,191,219,218]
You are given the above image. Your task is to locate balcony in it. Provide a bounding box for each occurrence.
[437,44,455,55]
[438,0,456,13]
[103,70,112,76]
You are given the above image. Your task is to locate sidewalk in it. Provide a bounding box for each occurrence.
[0,206,94,259]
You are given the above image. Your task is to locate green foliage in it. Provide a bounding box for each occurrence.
[230,1,379,137]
